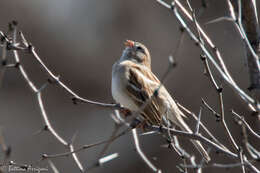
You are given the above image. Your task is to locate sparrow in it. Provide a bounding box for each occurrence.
[111,40,210,162]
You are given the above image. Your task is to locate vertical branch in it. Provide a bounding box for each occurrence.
[226,0,260,100]
[195,107,202,134]
[201,55,239,151]
[0,41,7,88]
[232,110,260,161]
[177,102,229,152]
[0,0,259,171]
[12,28,38,93]
[47,159,60,173]
[9,24,85,172]
[219,94,239,152]
[37,92,68,146]
[69,145,84,172]
[98,123,121,158]
[156,0,258,110]
[0,128,11,167]
[190,156,202,173]
[238,135,245,172]
[240,0,260,90]
[131,129,161,173]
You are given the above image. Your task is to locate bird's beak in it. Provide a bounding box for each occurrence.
[124,40,134,48]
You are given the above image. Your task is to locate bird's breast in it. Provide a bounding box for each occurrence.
[111,63,139,111]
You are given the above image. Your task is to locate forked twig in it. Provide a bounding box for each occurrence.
[132,128,161,173]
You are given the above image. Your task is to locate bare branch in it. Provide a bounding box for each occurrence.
[239,148,246,173]
[226,0,260,90]
[195,107,202,134]
[243,156,260,173]
[47,159,59,173]
[98,123,121,158]
[9,24,85,172]
[132,128,161,173]
[69,144,84,172]
[219,92,239,151]
[149,125,237,158]
[37,92,68,146]
[231,110,260,139]
[19,32,120,109]
[43,128,131,159]
[98,153,119,165]
[177,102,228,151]
[156,0,258,110]
[84,153,119,172]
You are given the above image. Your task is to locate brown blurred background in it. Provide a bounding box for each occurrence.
[0,0,260,172]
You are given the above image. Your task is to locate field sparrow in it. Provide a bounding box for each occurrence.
[111,40,210,162]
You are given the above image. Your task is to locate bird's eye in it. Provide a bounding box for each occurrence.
[136,46,143,51]
[136,46,145,53]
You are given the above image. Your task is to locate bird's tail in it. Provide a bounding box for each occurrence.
[177,117,211,162]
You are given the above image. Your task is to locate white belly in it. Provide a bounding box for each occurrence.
[111,67,139,111]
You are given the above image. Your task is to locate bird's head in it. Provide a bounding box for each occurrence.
[121,40,151,69]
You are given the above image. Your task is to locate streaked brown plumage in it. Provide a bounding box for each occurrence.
[112,40,210,162]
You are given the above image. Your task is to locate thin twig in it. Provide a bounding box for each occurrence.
[219,91,239,151]
[201,52,239,151]
[177,102,229,151]
[84,153,119,172]
[69,144,84,172]
[47,159,59,173]
[132,128,161,172]
[201,98,221,120]
[195,107,202,134]
[43,128,131,159]
[231,110,260,139]
[243,156,260,173]
[98,123,121,158]
[0,42,7,88]
[10,24,84,172]
[19,32,119,109]
[226,0,260,89]
[201,55,219,91]
[156,0,258,110]
[149,125,237,158]
[190,156,202,173]
[37,92,68,146]
[239,148,246,173]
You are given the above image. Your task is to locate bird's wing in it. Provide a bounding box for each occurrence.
[125,63,164,125]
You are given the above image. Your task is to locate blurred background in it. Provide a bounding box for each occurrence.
[0,0,259,172]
